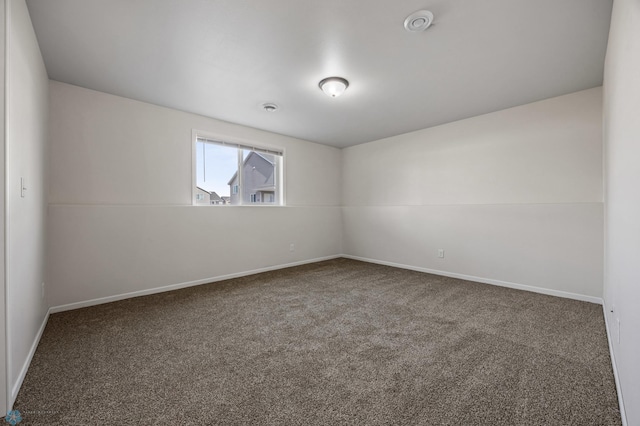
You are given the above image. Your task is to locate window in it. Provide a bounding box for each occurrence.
[193,133,283,205]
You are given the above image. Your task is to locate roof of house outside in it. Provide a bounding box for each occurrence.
[227,151,276,185]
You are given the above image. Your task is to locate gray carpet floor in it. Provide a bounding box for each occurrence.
[14,258,620,425]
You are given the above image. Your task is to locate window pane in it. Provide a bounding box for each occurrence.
[196,141,238,205]
[194,137,282,206]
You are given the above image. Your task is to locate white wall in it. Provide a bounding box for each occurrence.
[5,0,49,407]
[603,0,640,423]
[343,88,604,301]
[48,81,342,308]
[0,0,6,414]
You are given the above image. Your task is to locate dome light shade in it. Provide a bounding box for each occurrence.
[319,77,349,98]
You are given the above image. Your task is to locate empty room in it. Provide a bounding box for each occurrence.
[1,0,638,424]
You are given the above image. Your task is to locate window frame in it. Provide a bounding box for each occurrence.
[191,129,285,206]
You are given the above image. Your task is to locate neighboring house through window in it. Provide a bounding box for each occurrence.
[227,151,279,205]
[195,186,211,205]
[195,186,226,205]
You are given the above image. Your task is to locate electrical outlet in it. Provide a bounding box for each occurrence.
[438,249,445,258]
[289,243,295,252]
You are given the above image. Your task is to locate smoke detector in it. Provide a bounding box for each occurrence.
[404,10,434,32]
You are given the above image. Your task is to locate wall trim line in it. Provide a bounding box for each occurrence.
[10,307,49,409]
[342,254,603,304]
[602,304,628,426]
[50,255,341,314]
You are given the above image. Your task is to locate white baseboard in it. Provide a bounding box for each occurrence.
[50,255,342,314]
[342,255,604,305]
[10,308,51,409]
[602,304,628,426]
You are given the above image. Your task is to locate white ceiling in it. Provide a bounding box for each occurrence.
[26,0,612,148]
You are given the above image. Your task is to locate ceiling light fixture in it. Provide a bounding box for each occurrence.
[262,103,278,112]
[404,10,434,32]
[319,77,349,98]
